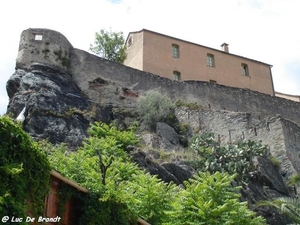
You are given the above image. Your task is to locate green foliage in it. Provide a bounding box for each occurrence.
[46,144,100,190]
[0,116,51,221]
[47,122,141,224]
[47,123,266,225]
[175,99,202,110]
[57,182,79,219]
[137,90,175,130]
[47,122,178,224]
[90,28,127,63]
[288,173,300,186]
[270,155,280,167]
[78,193,132,225]
[166,172,266,225]
[190,133,269,183]
[126,173,178,224]
[257,197,300,224]
[87,122,139,151]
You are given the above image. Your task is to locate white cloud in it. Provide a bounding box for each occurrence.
[0,0,300,114]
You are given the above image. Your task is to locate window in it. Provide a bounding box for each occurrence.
[127,36,132,47]
[34,34,43,41]
[172,44,179,58]
[241,63,249,76]
[173,71,181,81]
[207,54,215,67]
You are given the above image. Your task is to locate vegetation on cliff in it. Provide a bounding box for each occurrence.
[0,116,51,222]
[190,133,269,183]
[137,89,175,131]
[46,122,266,225]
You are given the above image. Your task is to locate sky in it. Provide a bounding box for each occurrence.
[0,0,300,115]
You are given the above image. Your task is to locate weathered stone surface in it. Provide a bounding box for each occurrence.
[175,108,300,184]
[69,48,300,128]
[161,162,193,184]
[156,122,180,150]
[241,156,293,225]
[141,133,160,149]
[132,151,181,184]
[17,28,73,72]
[6,64,91,149]
[242,183,292,225]
[251,156,290,195]
[141,123,182,151]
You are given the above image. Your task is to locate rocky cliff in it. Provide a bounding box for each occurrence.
[5,28,300,224]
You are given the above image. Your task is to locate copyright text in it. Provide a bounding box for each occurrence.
[1,216,61,223]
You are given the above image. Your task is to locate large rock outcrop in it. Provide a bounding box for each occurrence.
[6,63,91,149]
[5,28,300,224]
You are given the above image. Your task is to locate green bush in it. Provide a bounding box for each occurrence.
[136,90,174,130]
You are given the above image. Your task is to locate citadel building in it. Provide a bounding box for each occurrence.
[124,29,275,96]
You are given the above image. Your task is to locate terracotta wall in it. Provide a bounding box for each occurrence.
[124,31,144,71]
[125,30,274,95]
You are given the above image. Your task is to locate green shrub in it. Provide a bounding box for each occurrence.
[288,173,300,186]
[175,99,202,110]
[136,90,174,130]
[270,156,280,167]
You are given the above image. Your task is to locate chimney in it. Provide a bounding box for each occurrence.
[221,43,229,53]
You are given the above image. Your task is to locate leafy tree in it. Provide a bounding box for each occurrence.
[47,122,176,224]
[190,133,269,182]
[0,116,50,222]
[87,121,139,151]
[167,172,266,225]
[126,173,178,224]
[47,122,139,190]
[137,89,175,130]
[84,122,139,185]
[90,28,127,63]
[47,122,141,224]
[47,123,267,225]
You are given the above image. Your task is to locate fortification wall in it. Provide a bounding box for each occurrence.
[16,28,72,72]
[175,108,298,181]
[16,28,300,126]
[69,48,300,126]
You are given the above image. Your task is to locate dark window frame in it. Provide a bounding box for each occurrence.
[173,71,181,81]
[207,54,215,67]
[172,44,180,58]
[241,63,249,76]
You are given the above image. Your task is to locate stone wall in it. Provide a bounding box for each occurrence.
[175,108,299,182]
[16,28,72,72]
[67,47,300,184]
[69,48,300,127]
[14,28,300,179]
[16,28,300,127]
